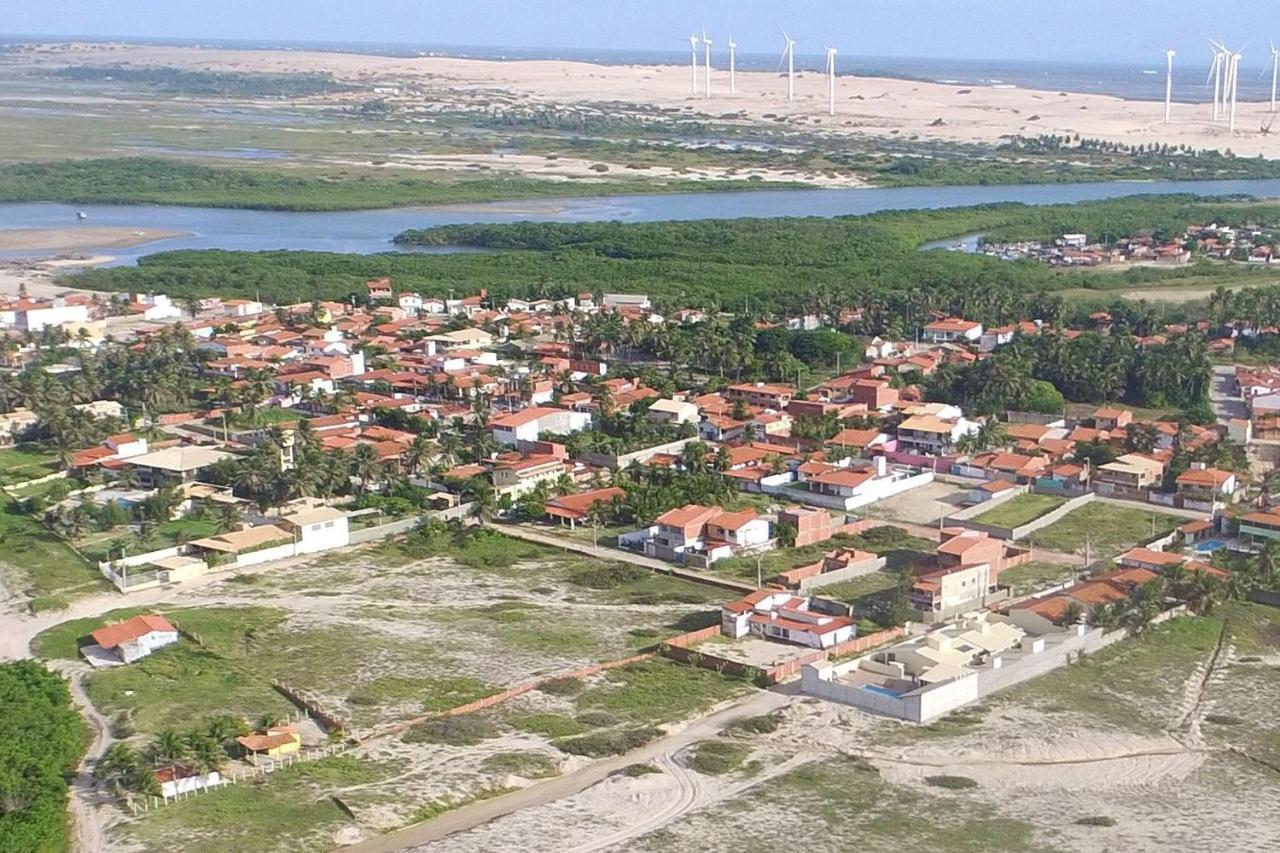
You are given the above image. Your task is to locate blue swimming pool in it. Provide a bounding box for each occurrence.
[1193,539,1227,553]
[861,684,902,699]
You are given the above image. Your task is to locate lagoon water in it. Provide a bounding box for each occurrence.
[3,178,1280,265]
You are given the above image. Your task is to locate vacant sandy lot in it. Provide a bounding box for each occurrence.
[13,42,1280,158]
[862,480,971,525]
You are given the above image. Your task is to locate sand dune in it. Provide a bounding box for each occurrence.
[14,42,1280,159]
[0,226,184,252]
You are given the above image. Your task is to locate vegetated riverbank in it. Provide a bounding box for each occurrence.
[0,159,808,212]
[64,195,1280,316]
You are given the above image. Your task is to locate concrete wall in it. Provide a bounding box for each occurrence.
[801,660,980,723]
[771,469,935,511]
[581,437,697,470]
[232,542,296,568]
[946,491,1095,541]
[795,555,887,592]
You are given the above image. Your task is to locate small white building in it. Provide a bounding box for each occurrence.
[490,406,591,446]
[88,614,179,664]
[646,398,699,426]
[280,506,350,554]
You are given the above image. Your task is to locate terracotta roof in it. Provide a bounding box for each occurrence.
[90,614,175,650]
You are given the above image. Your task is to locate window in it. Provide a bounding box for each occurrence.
[324,521,335,528]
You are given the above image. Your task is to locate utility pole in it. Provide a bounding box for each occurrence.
[756,554,763,590]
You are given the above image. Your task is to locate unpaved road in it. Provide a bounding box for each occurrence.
[339,688,794,853]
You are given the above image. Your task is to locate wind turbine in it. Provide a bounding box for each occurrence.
[825,47,838,116]
[702,29,713,97]
[1207,42,1225,121]
[1163,49,1176,124]
[728,34,737,94]
[780,30,796,101]
[689,33,699,96]
[1270,43,1278,113]
[1229,48,1242,132]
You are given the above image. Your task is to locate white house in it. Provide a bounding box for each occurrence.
[646,398,699,426]
[157,767,222,798]
[16,298,90,333]
[280,506,349,554]
[490,406,591,446]
[721,589,856,649]
[88,614,179,664]
[642,504,770,566]
[398,293,424,313]
[922,317,983,344]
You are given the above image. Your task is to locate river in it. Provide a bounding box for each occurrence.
[3,177,1280,266]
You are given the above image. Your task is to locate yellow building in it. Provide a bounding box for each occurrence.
[236,725,301,760]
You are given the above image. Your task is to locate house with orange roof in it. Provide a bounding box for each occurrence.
[922,317,983,344]
[1174,464,1238,507]
[237,725,302,762]
[545,487,627,527]
[725,381,796,410]
[773,547,884,591]
[490,453,567,498]
[490,406,591,446]
[720,589,856,649]
[640,504,771,566]
[87,614,178,665]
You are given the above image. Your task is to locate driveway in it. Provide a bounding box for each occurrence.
[1210,364,1247,424]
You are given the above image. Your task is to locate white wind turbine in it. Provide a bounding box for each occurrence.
[727,34,737,94]
[702,29,713,97]
[825,46,838,116]
[688,33,699,96]
[1162,49,1176,124]
[1207,42,1226,121]
[1270,43,1278,113]
[1229,48,1242,132]
[780,30,796,101]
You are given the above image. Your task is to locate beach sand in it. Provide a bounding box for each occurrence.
[0,226,185,252]
[13,42,1280,159]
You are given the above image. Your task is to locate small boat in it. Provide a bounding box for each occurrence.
[76,211,87,220]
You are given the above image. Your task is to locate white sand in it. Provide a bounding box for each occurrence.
[15,42,1280,158]
[0,227,184,252]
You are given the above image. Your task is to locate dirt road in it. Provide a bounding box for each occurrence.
[339,688,794,852]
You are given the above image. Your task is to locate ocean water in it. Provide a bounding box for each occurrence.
[3,35,1274,104]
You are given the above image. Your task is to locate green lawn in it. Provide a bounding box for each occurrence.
[76,516,222,562]
[0,494,108,608]
[1027,502,1183,558]
[997,560,1081,596]
[0,443,60,485]
[574,659,753,726]
[711,526,934,583]
[121,755,406,853]
[973,494,1066,528]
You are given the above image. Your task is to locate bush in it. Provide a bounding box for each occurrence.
[567,563,646,590]
[725,714,781,736]
[687,740,751,775]
[402,715,501,746]
[924,774,978,790]
[575,711,618,728]
[1204,714,1243,725]
[1075,815,1117,827]
[511,714,588,738]
[537,676,584,697]
[555,727,663,757]
[619,763,660,777]
[479,750,559,779]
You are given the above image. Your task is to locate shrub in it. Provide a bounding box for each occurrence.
[402,715,501,746]
[619,763,660,777]
[1075,816,1117,827]
[574,711,618,728]
[555,727,663,757]
[537,676,584,697]
[479,751,559,779]
[924,774,978,790]
[1204,714,1243,725]
[725,714,781,736]
[566,563,646,590]
[687,740,751,775]
[511,714,588,738]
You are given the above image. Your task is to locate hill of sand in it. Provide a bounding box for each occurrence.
[12,41,1280,159]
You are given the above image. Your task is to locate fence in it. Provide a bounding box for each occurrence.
[359,650,658,743]
[127,741,351,816]
[272,681,350,735]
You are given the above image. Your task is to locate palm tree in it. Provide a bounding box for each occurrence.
[186,735,226,774]
[146,728,189,766]
[95,743,143,792]
[470,483,497,523]
[349,443,382,494]
[404,435,435,477]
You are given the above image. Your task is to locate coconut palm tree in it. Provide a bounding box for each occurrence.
[146,728,189,766]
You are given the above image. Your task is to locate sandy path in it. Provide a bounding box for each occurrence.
[52,662,115,853]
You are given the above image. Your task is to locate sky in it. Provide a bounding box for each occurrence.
[2,1,1276,66]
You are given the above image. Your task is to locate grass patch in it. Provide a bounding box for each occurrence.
[711,526,933,582]
[575,659,753,726]
[0,443,60,485]
[973,494,1066,528]
[925,774,979,790]
[555,727,664,757]
[620,762,661,777]
[479,750,559,779]
[401,715,501,746]
[688,740,752,775]
[510,713,590,738]
[997,560,1079,596]
[76,516,221,562]
[0,494,107,601]
[1028,502,1182,558]
[122,755,402,853]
